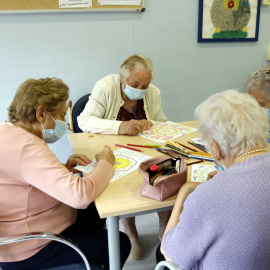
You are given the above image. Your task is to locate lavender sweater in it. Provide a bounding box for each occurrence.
[163,152,270,270]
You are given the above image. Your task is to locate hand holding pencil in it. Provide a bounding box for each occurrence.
[118,119,152,136]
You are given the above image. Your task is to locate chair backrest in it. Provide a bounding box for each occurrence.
[0,232,91,270]
[72,94,91,133]
[155,260,183,270]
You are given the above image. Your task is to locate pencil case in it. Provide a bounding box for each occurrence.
[139,155,187,202]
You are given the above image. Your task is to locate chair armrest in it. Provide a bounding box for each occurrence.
[0,232,90,270]
[155,260,183,270]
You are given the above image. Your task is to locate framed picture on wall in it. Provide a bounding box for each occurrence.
[198,0,261,42]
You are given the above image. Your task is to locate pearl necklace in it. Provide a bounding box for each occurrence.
[234,148,268,163]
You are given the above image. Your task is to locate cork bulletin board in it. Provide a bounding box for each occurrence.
[0,0,145,14]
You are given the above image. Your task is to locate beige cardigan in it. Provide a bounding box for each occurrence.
[77,74,168,135]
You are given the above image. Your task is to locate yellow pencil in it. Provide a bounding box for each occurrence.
[166,139,182,149]
[189,151,211,157]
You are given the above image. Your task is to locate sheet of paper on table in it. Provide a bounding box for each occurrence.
[191,164,216,182]
[75,148,151,183]
[139,121,197,144]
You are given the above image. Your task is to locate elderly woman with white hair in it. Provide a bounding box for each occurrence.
[158,90,270,270]
[78,54,168,135]
[78,54,169,260]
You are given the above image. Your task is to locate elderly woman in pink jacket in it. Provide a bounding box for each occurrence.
[0,77,130,270]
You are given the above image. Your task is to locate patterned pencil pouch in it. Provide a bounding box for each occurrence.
[139,155,187,202]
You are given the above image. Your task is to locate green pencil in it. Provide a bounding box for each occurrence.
[145,144,160,147]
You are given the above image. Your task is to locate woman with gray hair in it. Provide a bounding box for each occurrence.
[245,64,270,142]
[245,64,270,109]
[78,54,168,135]
[78,54,169,260]
[159,90,270,269]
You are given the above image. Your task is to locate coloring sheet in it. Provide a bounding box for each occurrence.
[139,121,197,143]
[75,148,151,183]
[191,164,216,182]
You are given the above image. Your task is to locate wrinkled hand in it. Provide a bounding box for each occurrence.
[207,169,219,180]
[65,154,92,173]
[137,120,153,131]
[95,145,115,166]
[118,119,153,136]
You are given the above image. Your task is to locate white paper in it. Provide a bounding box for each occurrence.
[191,164,216,182]
[75,148,151,183]
[139,121,197,144]
[98,0,141,5]
[59,0,92,8]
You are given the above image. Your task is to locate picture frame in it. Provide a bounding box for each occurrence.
[198,0,261,42]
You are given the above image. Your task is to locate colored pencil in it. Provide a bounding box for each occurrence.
[188,141,208,153]
[155,148,179,159]
[145,144,160,147]
[127,144,158,149]
[189,154,213,162]
[176,142,198,152]
[186,160,204,166]
[131,107,138,120]
[166,139,183,149]
[115,144,142,152]
[189,151,212,157]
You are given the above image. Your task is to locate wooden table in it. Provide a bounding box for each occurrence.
[68,121,207,270]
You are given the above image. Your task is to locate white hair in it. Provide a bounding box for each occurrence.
[195,89,269,158]
[119,54,156,81]
[245,64,270,99]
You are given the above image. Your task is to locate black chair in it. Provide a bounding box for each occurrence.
[72,94,91,133]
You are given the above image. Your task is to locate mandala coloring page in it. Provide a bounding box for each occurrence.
[75,148,151,183]
[191,164,216,182]
[139,121,197,143]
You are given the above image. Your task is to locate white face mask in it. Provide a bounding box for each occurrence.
[123,83,148,100]
[41,113,67,143]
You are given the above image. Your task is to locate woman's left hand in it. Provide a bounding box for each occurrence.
[65,154,92,173]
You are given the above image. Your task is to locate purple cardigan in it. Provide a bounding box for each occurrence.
[163,152,270,270]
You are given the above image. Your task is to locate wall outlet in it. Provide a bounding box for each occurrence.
[262,0,270,5]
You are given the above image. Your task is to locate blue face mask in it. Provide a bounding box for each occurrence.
[213,159,227,171]
[124,83,148,100]
[41,113,67,144]
[266,108,270,120]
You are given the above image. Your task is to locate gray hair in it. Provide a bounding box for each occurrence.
[245,64,270,99]
[119,54,156,81]
[195,89,269,158]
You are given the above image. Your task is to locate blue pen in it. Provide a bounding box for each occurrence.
[131,106,138,120]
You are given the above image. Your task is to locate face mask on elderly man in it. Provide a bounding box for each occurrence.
[124,83,148,100]
[41,113,67,143]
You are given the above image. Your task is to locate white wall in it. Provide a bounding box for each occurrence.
[0,0,270,124]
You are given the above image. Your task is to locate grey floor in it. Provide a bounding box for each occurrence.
[119,213,160,270]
